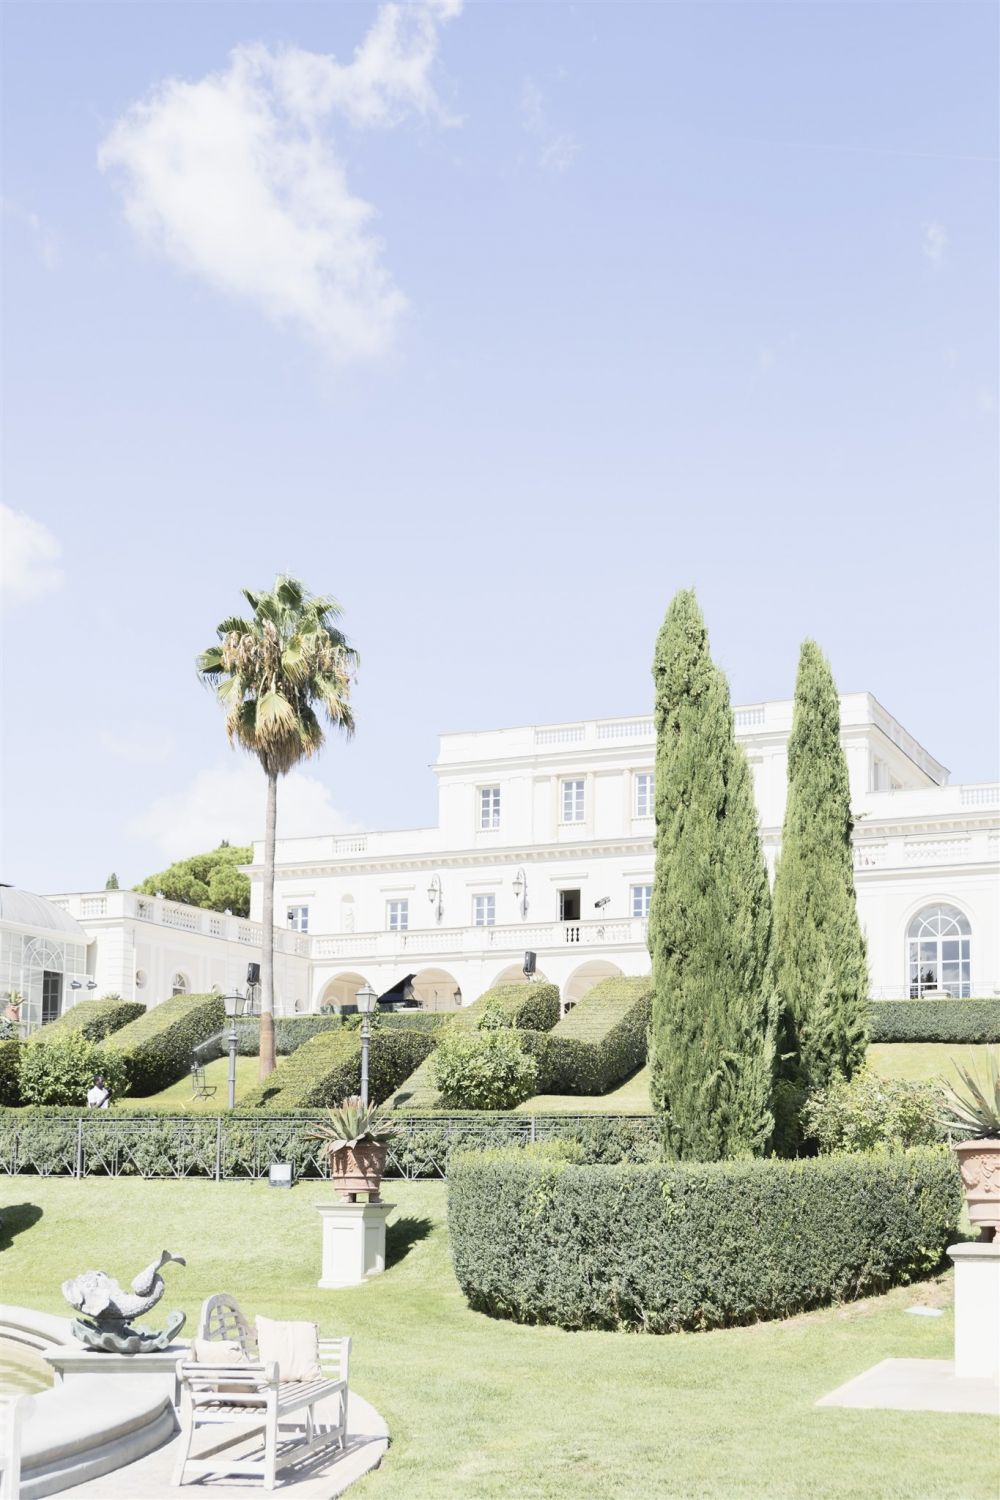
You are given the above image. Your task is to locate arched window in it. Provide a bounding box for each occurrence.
[171,972,189,997]
[907,905,971,997]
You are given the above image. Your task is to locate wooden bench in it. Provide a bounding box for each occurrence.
[172,1294,350,1491]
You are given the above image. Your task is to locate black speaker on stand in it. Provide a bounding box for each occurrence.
[522,950,536,980]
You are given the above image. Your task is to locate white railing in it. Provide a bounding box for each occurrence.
[535,726,585,746]
[161,903,200,931]
[961,784,1000,807]
[80,897,107,918]
[311,917,649,964]
[597,719,653,740]
[334,835,368,855]
[734,706,766,729]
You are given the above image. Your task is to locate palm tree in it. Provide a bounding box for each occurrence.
[197,576,358,1079]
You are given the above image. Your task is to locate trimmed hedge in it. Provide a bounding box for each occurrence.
[869,999,1000,1044]
[42,998,146,1043]
[448,1146,961,1333]
[534,977,652,1095]
[234,1011,449,1058]
[107,994,225,1095]
[241,1028,437,1110]
[388,984,561,1110]
[0,1041,21,1107]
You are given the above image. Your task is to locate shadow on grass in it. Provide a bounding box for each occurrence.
[0,1203,43,1252]
[386,1215,433,1268]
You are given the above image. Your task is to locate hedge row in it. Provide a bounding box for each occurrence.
[233,1011,448,1058]
[107,994,225,1095]
[0,1041,20,1107]
[241,1028,437,1110]
[42,998,146,1043]
[0,1108,660,1179]
[869,999,1000,1044]
[536,977,652,1094]
[447,1146,961,1333]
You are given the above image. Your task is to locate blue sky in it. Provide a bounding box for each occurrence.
[2,0,997,894]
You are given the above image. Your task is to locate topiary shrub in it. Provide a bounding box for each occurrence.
[462,983,561,1033]
[802,1068,947,1153]
[42,997,146,1044]
[432,1029,539,1111]
[107,994,225,1095]
[17,1032,130,1106]
[448,1146,961,1333]
[869,999,1000,1044]
[242,1028,437,1110]
[234,1015,343,1057]
[0,1040,21,1106]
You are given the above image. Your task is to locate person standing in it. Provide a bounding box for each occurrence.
[86,1075,110,1109]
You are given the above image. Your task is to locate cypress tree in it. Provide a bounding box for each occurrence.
[647,590,775,1160]
[770,640,868,1140]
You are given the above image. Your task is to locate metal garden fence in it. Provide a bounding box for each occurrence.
[0,1112,657,1182]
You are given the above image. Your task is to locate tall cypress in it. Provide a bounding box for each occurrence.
[771,640,868,1136]
[647,590,775,1160]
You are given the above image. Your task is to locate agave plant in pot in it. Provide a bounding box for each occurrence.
[941,1048,1000,1242]
[308,1096,399,1202]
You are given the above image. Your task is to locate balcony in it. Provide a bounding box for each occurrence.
[311,916,649,964]
[48,891,311,957]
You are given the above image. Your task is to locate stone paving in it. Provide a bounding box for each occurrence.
[57,1390,389,1499]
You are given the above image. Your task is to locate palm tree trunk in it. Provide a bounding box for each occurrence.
[259,768,278,1081]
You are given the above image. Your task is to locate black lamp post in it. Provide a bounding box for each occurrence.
[224,990,243,1110]
[355,984,378,1105]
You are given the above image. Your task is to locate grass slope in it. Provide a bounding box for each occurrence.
[867,1042,993,1086]
[1,1177,994,1500]
[112,1055,260,1112]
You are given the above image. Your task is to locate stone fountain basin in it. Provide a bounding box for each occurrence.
[0,1304,176,1499]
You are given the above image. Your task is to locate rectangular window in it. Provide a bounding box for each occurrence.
[635,772,654,818]
[286,905,309,933]
[561,779,585,823]
[479,786,501,830]
[387,899,409,933]
[41,971,62,1025]
[631,884,653,919]
[473,893,496,927]
[559,889,581,922]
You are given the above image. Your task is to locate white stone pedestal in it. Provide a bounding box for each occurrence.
[948,1241,1000,1381]
[43,1343,188,1406]
[316,1200,394,1289]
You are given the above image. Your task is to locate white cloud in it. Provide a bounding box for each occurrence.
[0,505,64,607]
[98,1,461,362]
[520,75,578,175]
[923,221,948,266]
[2,199,59,269]
[129,763,360,859]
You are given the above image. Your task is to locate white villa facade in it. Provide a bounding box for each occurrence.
[20,691,997,1026]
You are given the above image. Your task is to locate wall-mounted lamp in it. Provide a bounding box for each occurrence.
[512,868,528,919]
[453,986,463,1008]
[426,873,443,923]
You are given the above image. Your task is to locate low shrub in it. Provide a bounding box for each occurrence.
[107,994,225,1095]
[869,999,1000,1044]
[432,1029,538,1111]
[448,1146,961,1333]
[0,1040,21,1106]
[42,997,146,1044]
[17,1032,130,1106]
[803,1067,947,1153]
[242,1029,437,1110]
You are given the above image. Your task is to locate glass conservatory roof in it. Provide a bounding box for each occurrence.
[0,887,88,941]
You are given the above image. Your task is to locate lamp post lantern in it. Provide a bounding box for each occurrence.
[223,990,243,1110]
[512,868,528,919]
[355,984,378,1105]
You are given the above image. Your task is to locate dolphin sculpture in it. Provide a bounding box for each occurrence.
[62,1251,187,1352]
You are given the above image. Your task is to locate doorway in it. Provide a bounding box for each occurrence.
[558,889,581,922]
[41,971,62,1025]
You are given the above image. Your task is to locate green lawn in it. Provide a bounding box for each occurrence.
[867,1043,992,1087]
[112,1055,260,1111]
[1,1178,994,1500]
[518,1063,653,1113]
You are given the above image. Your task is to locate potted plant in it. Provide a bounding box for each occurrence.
[940,1048,1000,1242]
[308,1095,398,1202]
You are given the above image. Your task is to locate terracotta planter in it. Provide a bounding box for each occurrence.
[953,1138,1000,1241]
[329,1141,388,1202]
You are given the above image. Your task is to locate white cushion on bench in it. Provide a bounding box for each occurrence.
[255,1316,322,1383]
